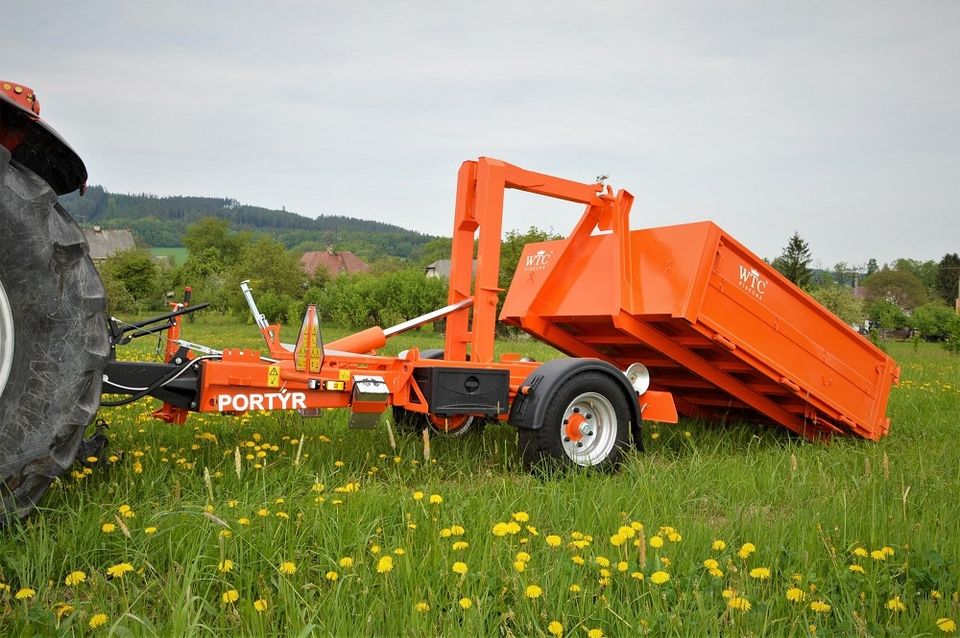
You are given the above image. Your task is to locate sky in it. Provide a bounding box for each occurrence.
[6,1,958,267]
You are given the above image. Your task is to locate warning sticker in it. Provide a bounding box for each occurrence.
[338,369,351,381]
[267,365,281,387]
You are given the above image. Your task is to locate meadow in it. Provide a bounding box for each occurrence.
[1,315,958,636]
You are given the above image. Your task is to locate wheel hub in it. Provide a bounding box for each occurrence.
[0,278,13,399]
[560,392,617,466]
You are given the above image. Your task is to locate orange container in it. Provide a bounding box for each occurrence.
[501,220,899,440]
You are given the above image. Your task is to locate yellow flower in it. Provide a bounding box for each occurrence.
[278,561,297,575]
[254,599,269,613]
[870,550,886,561]
[617,561,628,572]
[749,567,771,580]
[377,556,394,573]
[516,551,531,563]
[722,588,736,599]
[118,504,135,518]
[631,572,644,581]
[786,587,806,602]
[101,523,116,534]
[144,526,158,534]
[572,555,585,566]
[703,559,719,570]
[650,571,670,585]
[339,557,354,569]
[569,584,581,592]
[222,589,239,604]
[429,494,443,505]
[54,603,75,620]
[936,618,957,633]
[649,535,664,548]
[439,528,452,538]
[218,559,234,573]
[809,600,832,614]
[65,571,87,586]
[525,584,543,598]
[667,531,682,542]
[324,571,339,581]
[738,543,756,559]
[106,562,134,579]
[545,534,562,548]
[450,525,465,536]
[15,587,35,600]
[452,562,468,575]
[514,560,526,573]
[548,620,564,636]
[587,629,604,638]
[728,596,751,612]
[886,596,906,612]
[89,613,108,629]
[881,546,895,557]
[369,544,381,555]
[712,539,727,551]
[412,491,424,500]
[708,567,724,577]
[849,564,865,574]
[512,511,529,522]
[459,597,472,609]
[393,548,406,556]
[595,556,610,568]
[452,541,469,551]
[415,601,430,612]
[853,547,868,557]
[610,533,626,547]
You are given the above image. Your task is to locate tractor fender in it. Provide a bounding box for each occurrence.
[509,359,641,441]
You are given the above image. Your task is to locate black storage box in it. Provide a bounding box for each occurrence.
[411,367,510,417]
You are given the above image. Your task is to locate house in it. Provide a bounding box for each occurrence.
[300,247,370,277]
[425,259,478,279]
[83,226,136,261]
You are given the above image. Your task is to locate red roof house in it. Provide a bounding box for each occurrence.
[300,248,370,277]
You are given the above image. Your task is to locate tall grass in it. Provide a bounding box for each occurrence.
[1,317,958,636]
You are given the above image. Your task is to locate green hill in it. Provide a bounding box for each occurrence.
[59,186,439,261]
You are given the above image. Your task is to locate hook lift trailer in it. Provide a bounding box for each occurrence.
[0,81,899,520]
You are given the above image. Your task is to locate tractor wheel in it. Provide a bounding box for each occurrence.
[391,348,483,437]
[517,371,631,470]
[0,148,109,523]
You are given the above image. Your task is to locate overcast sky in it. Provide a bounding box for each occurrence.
[7,1,958,266]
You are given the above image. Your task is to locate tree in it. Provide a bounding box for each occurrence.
[892,258,937,295]
[866,258,879,276]
[809,284,865,326]
[862,269,927,311]
[772,232,813,288]
[182,217,248,271]
[936,253,960,305]
[867,299,908,331]
[910,302,960,340]
[97,249,162,312]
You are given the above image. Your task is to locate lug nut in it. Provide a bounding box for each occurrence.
[563,436,570,442]
[576,442,583,448]
[586,413,592,419]
[573,407,580,413]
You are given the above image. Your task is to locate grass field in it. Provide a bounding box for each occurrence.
[1,316,958,636]
[149,247,189,268]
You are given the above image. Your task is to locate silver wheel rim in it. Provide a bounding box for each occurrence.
[560,391,617,466]
[427,414,476,437]
[0,278,13,399]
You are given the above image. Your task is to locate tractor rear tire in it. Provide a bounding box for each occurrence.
[0,147,109,523]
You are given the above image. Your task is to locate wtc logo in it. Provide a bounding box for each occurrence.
[737,265,768,300]
[524,249,553,272]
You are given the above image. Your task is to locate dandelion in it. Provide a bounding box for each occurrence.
[849,564,865,574]
[512,511,529,522]
[572,556,585,566]
[649,535,664,548]
[339,557,354,569]
[712,539,726,551]
[106,562,134,579]
[415,601,430,612]
[617,561,628,572]
[545,535,561,548]
[325,571,339,581]
[89,613,108,629]
[218,559,234,573]
[222,589,240,604]
[452,541,469,551]
[668,531,682,542]
[936,618,957,633]
[749,567,771,580]
[728,596,751,612]
[514,560,526,573]
[377,556,394,573]
[587,629,604,638]
[722,589,736,599]
[118,504,135,519]
[881,546,895,557]
[278,561,297,575]
[703,558,719,570]
[548,620,564,636]
[886,596,906,612]
[254,599,269,613]
[569,584,581,592]
[809,601,832,614]
[101,522,116,533]
[65,571,87,586]
[852,547,868,557]
[15,587,35,600]
[54,603,74,619]
[394,548,406,556]
[459,597,472,609]
[452,562,468,575]
[631,572,644,581]
[708,568,724,578]
[738,543,756,559]
[786,587,806,602]
[650,570,670,585]
[369,544,381,555]
[516,551,531,563]
[144,526,158,534]
[870,550,886,561]
[412,491,424,501]
[429,494,443,505]
[450,524,465,536]
[525,584,543,598]
[595,556,610,568]
[610,533,626,547]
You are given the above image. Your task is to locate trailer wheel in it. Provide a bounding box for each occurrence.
[0,150,108,522]
[518,371,631,470]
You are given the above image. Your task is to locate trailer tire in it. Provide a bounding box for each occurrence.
[0,149,109,523]
[518,371,631,470]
